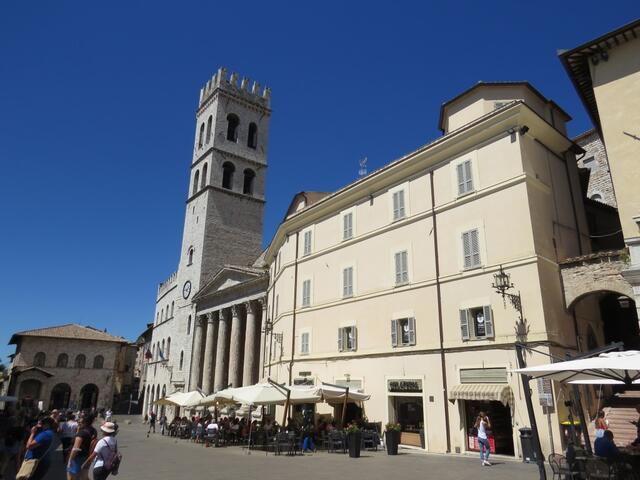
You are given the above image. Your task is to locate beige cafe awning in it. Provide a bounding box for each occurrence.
[448,384,514,407]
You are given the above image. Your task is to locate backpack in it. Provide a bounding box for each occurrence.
[100,439,123,476]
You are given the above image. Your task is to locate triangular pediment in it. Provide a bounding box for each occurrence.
[194,265,266,301]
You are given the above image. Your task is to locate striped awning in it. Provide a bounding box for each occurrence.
[448,384,514,407]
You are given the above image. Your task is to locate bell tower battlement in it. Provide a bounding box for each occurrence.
[198,67,271,113]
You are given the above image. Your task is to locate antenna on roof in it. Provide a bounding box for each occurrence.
[358,157,368,178]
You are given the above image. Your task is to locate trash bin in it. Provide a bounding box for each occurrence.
[519,428,537,463]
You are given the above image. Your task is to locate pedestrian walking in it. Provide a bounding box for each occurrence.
[474,411,492,466]
[82,422,121,480]
[147,411,156,436]
[160,414,167,435]
[67,414,97,480]
[59,413,78,463]
[105,409,113,423]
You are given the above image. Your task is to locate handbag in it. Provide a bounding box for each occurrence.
[16,458,39,480]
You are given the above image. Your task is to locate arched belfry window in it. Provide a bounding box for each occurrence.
[205,115,212,144]
[222,162,235,190]
[75,354,86,369]
[243,168,256,195]
[201,163,208,189]
[179,351,184,370]
[166,337,171,359]
[56,353,68,368]
[198,123,205,148]
[188,247,194,265]
[226,114,239,142]
[193,170,200,196]
[248,122,258,149]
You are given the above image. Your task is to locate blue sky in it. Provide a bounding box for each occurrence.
[0,1,636,363]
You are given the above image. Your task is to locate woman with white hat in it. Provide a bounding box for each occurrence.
[81,422,120,480]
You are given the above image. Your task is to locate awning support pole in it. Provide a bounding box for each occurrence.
[341,387,349,428]
[516,342,547,480]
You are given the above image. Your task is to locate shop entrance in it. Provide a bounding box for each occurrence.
[393,396,424,447]
[464,400,514,456]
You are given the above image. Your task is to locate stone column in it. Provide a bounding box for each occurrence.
[228,304,246,387]
[189,316,205,391]
[201,311,218,394]
[243,300,260,386]
[213,308,231,392]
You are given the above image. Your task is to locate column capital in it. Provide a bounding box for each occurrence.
[231,304,241,317]
[245,300,257,315]
[206,311,218,323]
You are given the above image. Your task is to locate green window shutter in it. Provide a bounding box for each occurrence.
[460,309,470,340]
[408,317,416,345]
[483,305,494,338]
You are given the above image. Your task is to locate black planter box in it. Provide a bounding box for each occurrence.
[348,432,362,458]
[385,430,400,455]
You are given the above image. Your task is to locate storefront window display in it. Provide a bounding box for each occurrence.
[388,379,425,448]
[465,400,514,456]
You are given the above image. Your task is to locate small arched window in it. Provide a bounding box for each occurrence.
[161,339,165,359]
[166,337,171,359]
[243,168,256,195]
[56,353,68,368]
[201,163,208,189]
[34,352,46,367]
[93,355,104,369]
[193,170,200,196]
[179,351,184,370]
[226,114,239,142]
[222,162,235,190]
[156,312,159,325]
[248,122,258,149]
[205,115,213,144]
[591,193,602,201]
[198,123,205,148]
[75,354,86,369]
[187,315,192,335]
[170,301,174,317]
[188,247,194,265]
[152,344,155,360]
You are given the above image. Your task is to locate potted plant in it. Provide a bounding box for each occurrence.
[385,422,401,455]
[346,424,361,458]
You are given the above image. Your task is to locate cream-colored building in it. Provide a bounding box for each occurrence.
[561,19,640,314]
[263,82,600,458]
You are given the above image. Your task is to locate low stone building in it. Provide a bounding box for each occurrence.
[6,324,135,411]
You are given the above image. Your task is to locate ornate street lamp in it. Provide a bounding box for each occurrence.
[492,266,546,480]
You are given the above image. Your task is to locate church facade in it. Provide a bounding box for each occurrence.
[142,68,271,415]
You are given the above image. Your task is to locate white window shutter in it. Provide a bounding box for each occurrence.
[464,160,473,192]
[408,317,416,345]
[351,326,357,351]
[457,163,465,195]
[394,252,402,284]
[391,319,398,347]
[471,229,480,267]
[462,232,471,269]
[398,190,405,218]
[343,268,348,297]
[338,327,344,352]
[483,305,494,338]
[460,309,470,340]
[401,251,409,283]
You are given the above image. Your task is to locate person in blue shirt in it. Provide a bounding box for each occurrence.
[23,416,55,480]
[594,430,620,461]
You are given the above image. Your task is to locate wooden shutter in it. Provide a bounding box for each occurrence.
[462,232,471,269]
[457,163,465,195]
[401,251,408,283]
[394,252,402,284]
[338,327,344,352]
[483,305,494,338]
[408,317,416,345]
[351,326,357,351]
[343,213,352,239]
[464,160,473,192]
[398,190,405,218]
[460,309,470,340]
[391,319,398,347]
[470,229,480,267]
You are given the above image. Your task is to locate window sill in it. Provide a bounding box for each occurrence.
[394,281,410,288]
[462,265,483,272]
[392,343,416,348]
[462,337,495,342]
[457,189,476,199]
[392,215,406,223]
[342,294,353,299]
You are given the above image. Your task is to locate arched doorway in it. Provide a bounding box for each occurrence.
[18,379,42,405]
[79,384,99,410]
[49,383,71,410]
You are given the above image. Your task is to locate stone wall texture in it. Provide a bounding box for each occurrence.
[575,130,617,207]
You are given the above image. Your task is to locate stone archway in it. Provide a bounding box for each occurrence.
[18,379,42,405]
[79,384,99,410]
[49,383,72,410]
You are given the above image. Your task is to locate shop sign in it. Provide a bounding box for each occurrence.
[388,379,422,393]
[537,378,553,407]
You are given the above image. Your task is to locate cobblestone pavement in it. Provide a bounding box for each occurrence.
[34,416,547,480]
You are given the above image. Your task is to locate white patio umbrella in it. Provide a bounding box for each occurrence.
[512,350,640,385]
[154,390,205,407]
[314,384,371,403]
[216,382,321,407]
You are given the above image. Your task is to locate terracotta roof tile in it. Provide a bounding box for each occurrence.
[10,324,127,344]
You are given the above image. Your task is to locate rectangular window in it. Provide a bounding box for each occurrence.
[462,229,481,269]
[338,326,357,352]
[460,306,494,341]
[342,267,353,298]
[394,250,409,285]
[303,230,312,256]
[343,212,353,240]
[392,190,406,220]
[391,317,416,347]
[302,279,311,307]
[300,332,310,355]
[456,160,474,196]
